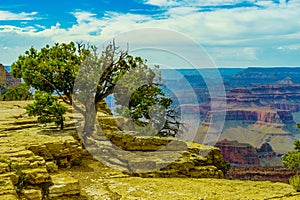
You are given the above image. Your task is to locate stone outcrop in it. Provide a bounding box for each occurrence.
[26,137,83,168]
[86,131,228,179]
[0,64,21,87]
[0,141,82,199]
[226,166,300,183]
[215,139,281,166]
[0,176,18,200]
[48,173,80,199]
[212,109,294,125]
[0,114,83,200]
[215,139,260,166]
[0,64,6,85]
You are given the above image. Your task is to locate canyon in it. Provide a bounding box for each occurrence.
[171,68,300,167]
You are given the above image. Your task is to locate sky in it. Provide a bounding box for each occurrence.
[0,0,300,68]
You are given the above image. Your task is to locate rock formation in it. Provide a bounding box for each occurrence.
[193,77,300,166]
[215,139,260,166]
[226,166,300,183]
[0,102,83,199]
[0,137,83,200]
[0,64,21,87]
[0,100,230,199]
[215,139,281,166]
[86,131,228,179]
[0,64,6,85]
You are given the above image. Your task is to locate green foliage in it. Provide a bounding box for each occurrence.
[282,125,300,192]
[26,91,67,130]
[289,173,300,192]
[3,83,33,101]
[0,84,6,96]
[11,42,89,103]
[114,62,182,137]
[282,140,300,169]
[12,41,180,138]
[0,84,5,100]
[15,169,29,194]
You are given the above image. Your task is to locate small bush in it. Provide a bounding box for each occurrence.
[289,173,300,192]
[26,91,67,130]
[282,139,300,192]
[3,83,33,101]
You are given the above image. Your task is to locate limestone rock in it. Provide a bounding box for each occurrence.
[21,189,42,200]
[10,156,46,171]
[48,173,80,199]
[27,136,83,168]
[106,131,188,151]
[0,173,19,185]
[27,145,54,161]
[0,194,19,200]
[0,162,9,174]
[45,162,58,173]
[89,132,228,178]
[0,177,18,199]
[20,167,51,185]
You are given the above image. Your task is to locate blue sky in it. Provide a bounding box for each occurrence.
[0,0,299,68]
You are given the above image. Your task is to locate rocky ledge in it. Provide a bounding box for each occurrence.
[86,131,229,179]
[0,129,83,200]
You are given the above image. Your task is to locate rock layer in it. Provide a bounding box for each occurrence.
[86,131,228,178]
[215,139,281,166]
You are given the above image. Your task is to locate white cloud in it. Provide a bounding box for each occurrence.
[144,0,180,6]
[1,0,300,66]
[144,0,258,7]
[0,10,38,20]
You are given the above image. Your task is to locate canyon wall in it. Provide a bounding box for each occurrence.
[215,139,281,166]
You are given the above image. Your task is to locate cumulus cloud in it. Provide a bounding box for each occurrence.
[0,10,38,20]
[1,0,300,66]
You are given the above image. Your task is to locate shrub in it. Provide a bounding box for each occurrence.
[289,173,300,192]
[3,83,33,101]
[26,91,67,130]
[282,139,300,192]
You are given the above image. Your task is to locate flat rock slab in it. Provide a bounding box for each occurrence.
[48,173,80,199]
[0,177,18,199]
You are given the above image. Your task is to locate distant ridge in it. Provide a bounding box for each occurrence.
[276,77,294,85]
[228,67,300,87]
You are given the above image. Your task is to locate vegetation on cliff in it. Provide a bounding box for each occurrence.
[11,41,180,138]
[2,83,32,101]
[26,91,67,130]
[282,139,300,191]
